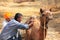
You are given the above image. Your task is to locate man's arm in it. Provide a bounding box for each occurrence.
[16,22,33,29]
[17,23,29,29]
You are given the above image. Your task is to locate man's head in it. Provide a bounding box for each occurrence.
[14,13,23,22]
[4,12,12,22]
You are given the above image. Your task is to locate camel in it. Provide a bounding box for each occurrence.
[25,8,53,40]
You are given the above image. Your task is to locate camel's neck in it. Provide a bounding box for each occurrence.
[40,16,49,29]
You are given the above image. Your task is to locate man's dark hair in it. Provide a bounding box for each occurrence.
[14,13,23,21]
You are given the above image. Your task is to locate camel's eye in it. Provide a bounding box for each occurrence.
[46,17,48,19]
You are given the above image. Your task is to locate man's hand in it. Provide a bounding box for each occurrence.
[28,21,34,28]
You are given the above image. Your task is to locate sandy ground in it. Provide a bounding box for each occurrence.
[45,13,60,40]
[0,2,60,40]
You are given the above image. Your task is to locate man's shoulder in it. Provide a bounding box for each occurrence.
[7,19,20,26]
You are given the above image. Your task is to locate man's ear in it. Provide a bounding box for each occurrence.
[40,8,44,14]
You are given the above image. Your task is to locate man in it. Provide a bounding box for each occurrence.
[2,12,12,28]
[1,12,12,33]
[0,13,33,40]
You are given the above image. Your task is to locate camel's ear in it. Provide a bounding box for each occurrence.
[40,8,44,14]
[49,8,52,11]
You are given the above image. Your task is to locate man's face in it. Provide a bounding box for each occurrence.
[17,16,22,22]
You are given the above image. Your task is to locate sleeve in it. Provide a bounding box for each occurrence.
[16,23,29,29]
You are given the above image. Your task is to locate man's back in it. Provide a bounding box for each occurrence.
[0,19,18,40]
